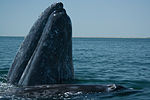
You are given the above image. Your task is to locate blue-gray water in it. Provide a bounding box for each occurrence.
[0,36,150,100]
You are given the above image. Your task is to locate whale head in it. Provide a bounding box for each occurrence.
[17,2,73,86]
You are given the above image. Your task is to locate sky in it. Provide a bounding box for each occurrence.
[0,0,150,38]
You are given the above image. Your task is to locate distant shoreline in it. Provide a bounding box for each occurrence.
[0,36,150,39]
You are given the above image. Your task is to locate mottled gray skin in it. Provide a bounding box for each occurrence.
[4,84,127,98]
[8,2,73,86]
[18,5,73,86]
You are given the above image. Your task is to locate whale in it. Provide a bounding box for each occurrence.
[6,2,128,97]
[7,2,74,86]
[7,3,64,85]
[3,84,127,99]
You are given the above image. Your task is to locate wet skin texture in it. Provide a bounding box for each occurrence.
[7,2,74,86]
[4,84,127,98]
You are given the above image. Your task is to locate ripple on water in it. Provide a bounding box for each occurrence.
[0,37,150,99]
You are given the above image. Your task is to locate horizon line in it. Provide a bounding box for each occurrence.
[0,35,150,39]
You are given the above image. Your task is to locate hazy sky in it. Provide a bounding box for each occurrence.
[0,0,150,38]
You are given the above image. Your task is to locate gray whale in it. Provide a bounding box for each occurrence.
[4,84,127,99]
[6,2,127,97]
[7,2,73,86]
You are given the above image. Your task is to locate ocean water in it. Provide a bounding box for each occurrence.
[0,36,150,100]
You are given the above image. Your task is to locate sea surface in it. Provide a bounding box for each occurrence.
[0,36,150,100]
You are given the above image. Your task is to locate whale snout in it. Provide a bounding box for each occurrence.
[51,2,63,10]
[49,8,71,42]
[55,2,63,9]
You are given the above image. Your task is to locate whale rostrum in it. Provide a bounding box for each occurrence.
[7,2,74,86]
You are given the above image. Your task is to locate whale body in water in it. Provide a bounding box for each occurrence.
[6,2,127,97]
[7,2,73,86]
[3,84,127,99]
